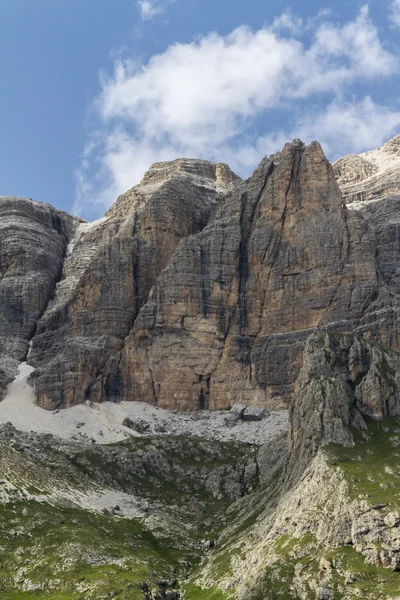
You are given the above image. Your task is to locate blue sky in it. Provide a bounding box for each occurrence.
[1,0,400,220]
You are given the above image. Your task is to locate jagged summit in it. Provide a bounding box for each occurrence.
[140,157,240,188]
[106,157,240,219]
[334,132,400,205]
[2,137,400,411]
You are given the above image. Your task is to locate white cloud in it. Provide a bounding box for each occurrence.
[75,6,399,219]
[390,0,400,27]
[253,98,400,162]
[271,10,304,34]
[137,0,163,20]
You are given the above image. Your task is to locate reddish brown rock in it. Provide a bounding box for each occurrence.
[121,141,378,411]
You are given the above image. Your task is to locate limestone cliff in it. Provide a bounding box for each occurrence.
[2,136,400,599]
[122,140,378,411]
[1,136,400,414]
[190,330,400,599]
[28,159,238,409]
[0,197,77,400]
[334,134,400,205]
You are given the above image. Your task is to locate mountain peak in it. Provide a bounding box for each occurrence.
[334,132,400,205]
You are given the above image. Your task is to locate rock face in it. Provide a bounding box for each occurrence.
[190,331,400,599]
[122,140,378,410]
[287,330,400,482]
[334,134,400,205]
[28,159,238,409]
[3,136,400,599]
[0,198,77,400]
[2,135,400,413]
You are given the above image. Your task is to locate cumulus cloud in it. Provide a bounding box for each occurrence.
[390,0,400,27]
[75,6,399,219]
[252,98,400,162]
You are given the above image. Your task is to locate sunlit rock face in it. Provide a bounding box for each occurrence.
[27,159,239,409]
[3,135,400,411]
[334,134,400,205]
[122,140,378,411]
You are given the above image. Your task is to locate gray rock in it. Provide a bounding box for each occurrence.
[29,159,238,410]
[122,417,150,434]
[224,414,239,428]
[190,411,212,421]
[0,197,77,400]
[125,140,379,412]
[243,406,269,421]
[334,134,400,205]
[230,404,247,419]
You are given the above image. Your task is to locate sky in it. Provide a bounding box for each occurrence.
[1,1,400,220]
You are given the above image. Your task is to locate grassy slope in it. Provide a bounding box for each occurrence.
[0,434,256,599]
[2,418,400,599]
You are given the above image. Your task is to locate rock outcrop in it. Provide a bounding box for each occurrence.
[2,135,400,414]
[3,135,400,599]
[334,134,400,205]
[189,329,400,599]
[287,330,400,482]
[0,198,77,400]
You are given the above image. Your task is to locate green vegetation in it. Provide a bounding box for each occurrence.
[184,583,231,600]
[325,415,400,507]
[65,435,256,510]
[3,414,400,599]
[0,500,183,599]
[326,545,400,598]
[250,534,320,600]
[0,433,259,599]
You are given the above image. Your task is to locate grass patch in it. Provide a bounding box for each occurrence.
[0,500,185,599]
[327,545,400,597]
[184,583,230,599]
[325,415,400,508]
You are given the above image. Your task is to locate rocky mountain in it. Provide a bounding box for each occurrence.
[4,137,400,413]
[2,135,400,599]
[333,134,400,205]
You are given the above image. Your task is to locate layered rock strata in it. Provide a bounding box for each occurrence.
[122,140,378,410]
[0,197,77,400]
[191,330,400,599]
[334,134,400,205]
[28,159,238,408]
[2,136,400,412]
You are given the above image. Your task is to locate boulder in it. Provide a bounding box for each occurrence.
[230,404,247,420]
[242,406,269,421]
[224,413,239,428]
[122,417,150,434]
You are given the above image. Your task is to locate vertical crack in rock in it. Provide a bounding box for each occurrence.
[238,160,273,335]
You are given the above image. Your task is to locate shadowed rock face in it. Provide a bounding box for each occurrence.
[287,330,400,483]
[0,197,77,400]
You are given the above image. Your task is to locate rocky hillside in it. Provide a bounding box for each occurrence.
[2,135,400,598]
[1,331,400,598]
